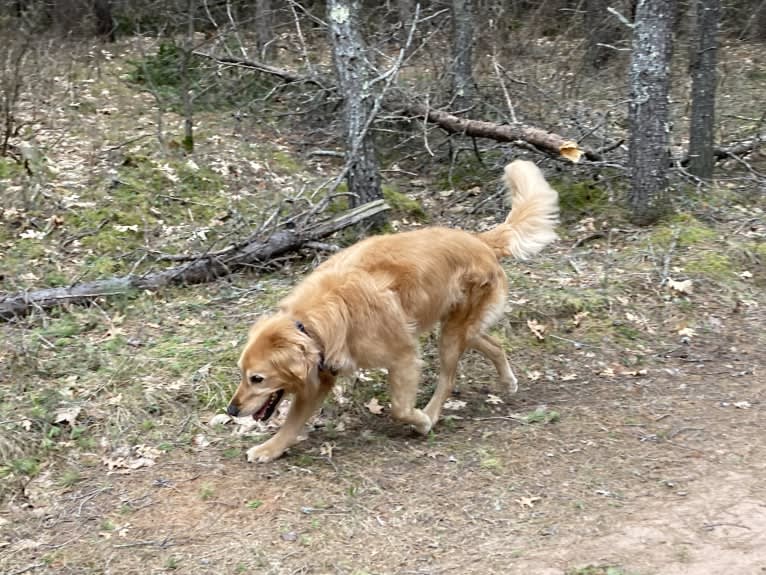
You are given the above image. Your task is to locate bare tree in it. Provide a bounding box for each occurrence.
[627,0,677,225]
[93,0,115,42]
[688,0,720,181]
[180,0,196,152]
[327,0,382,210]
[451,0,474,110]
[583,0,624,70]
[255,0,275,60]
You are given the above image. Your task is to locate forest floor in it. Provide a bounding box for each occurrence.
[1,37,765,575]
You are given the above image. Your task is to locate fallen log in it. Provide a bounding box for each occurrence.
[402,103,592,162]
[0,200,389,321]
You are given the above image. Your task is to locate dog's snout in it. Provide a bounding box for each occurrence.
[226,403,239,417]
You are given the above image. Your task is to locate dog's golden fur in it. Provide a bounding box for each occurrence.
[228,160,559,462]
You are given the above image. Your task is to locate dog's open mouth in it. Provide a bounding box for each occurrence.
[253,389,285,421]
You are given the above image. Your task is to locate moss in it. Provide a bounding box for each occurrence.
[552,178,610,219]
[382,185,428,221]
[271,149,302,173]
[686,252,735,279]
[0,156,24,179]
[649,213,717,248]
[435,153,501,190]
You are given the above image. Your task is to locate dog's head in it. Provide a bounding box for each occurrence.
[226,315,319,420]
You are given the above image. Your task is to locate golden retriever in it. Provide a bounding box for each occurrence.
[226,160,559,462]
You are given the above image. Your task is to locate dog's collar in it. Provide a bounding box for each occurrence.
[295,320,337,375]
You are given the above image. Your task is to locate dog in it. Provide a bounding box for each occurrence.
[226,160,559,462]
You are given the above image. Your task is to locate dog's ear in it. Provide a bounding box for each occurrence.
[267,326,317,384]
[271,340,314,384]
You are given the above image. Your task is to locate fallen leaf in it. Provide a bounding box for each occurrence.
[560,373,578,381]
[444,399,467,410]
[208,413,231,426]
[620,369,648,377]
[19,229,46,240]
[572,311,589,327]
[739,270,753,279]
[667,278,693,295]
[516,495,541,509]
[320,442,336,458]
[486,394,504,405]
[365,397,384,415]
[193,434,210,448]
[678,327,696,337]
[54,405,81,427]
[527,370,542,381]
[526,319,546,341]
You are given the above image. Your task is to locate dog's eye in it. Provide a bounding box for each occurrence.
[249,374,264,385]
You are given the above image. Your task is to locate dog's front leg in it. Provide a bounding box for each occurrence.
[388,356,432,435]
[247,377,333,463]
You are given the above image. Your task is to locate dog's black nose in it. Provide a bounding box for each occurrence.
[226,404,239,417]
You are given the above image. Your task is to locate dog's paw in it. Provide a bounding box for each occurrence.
[411,409,433,435]
[246,444,284,463]
[503,370,519,395]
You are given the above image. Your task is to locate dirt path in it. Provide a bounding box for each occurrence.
[3,351,764,575]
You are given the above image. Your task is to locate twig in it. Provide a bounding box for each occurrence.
[548,333,592,348]
[703,522,752,531]
[571,231,606,249]
[491,56,517,124]
[76,486,113,517]
[659,227,680,286]
[422,93,435,157]
[287,0,315,76]
[607,6,635,29]
[112,536,176,549]
[472,415,527,424]
[9,563,45,575]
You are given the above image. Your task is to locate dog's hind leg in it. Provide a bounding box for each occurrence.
[423,320,467,427]
[247,372,335,463]
[387,349,432,435]
[469,333,518,394]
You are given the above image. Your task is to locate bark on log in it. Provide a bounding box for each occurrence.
[0,200,389,321]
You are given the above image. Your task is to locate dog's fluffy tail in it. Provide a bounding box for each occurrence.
[477,160,559,260]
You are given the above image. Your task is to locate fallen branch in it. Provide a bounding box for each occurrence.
[402,102,595,162]
[191,52,595,162]
[681,131,765,165]
[0,200,389,321]
[192,50,327,88]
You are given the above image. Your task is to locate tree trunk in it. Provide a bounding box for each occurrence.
[451,0,474,110]
[180,0,195,153]
[255,0,275,60]
[688,0,720,181]
[327,0,382,210]
[583,0,624,70]
[93,0,115,42]
[627,0,676,225]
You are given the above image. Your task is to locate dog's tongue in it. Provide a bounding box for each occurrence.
[253,390,284,421]
[253,401,270,420]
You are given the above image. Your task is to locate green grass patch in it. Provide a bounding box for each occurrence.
[552,177,611,220]
[517,406,560,424]
[382,184,428,221]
